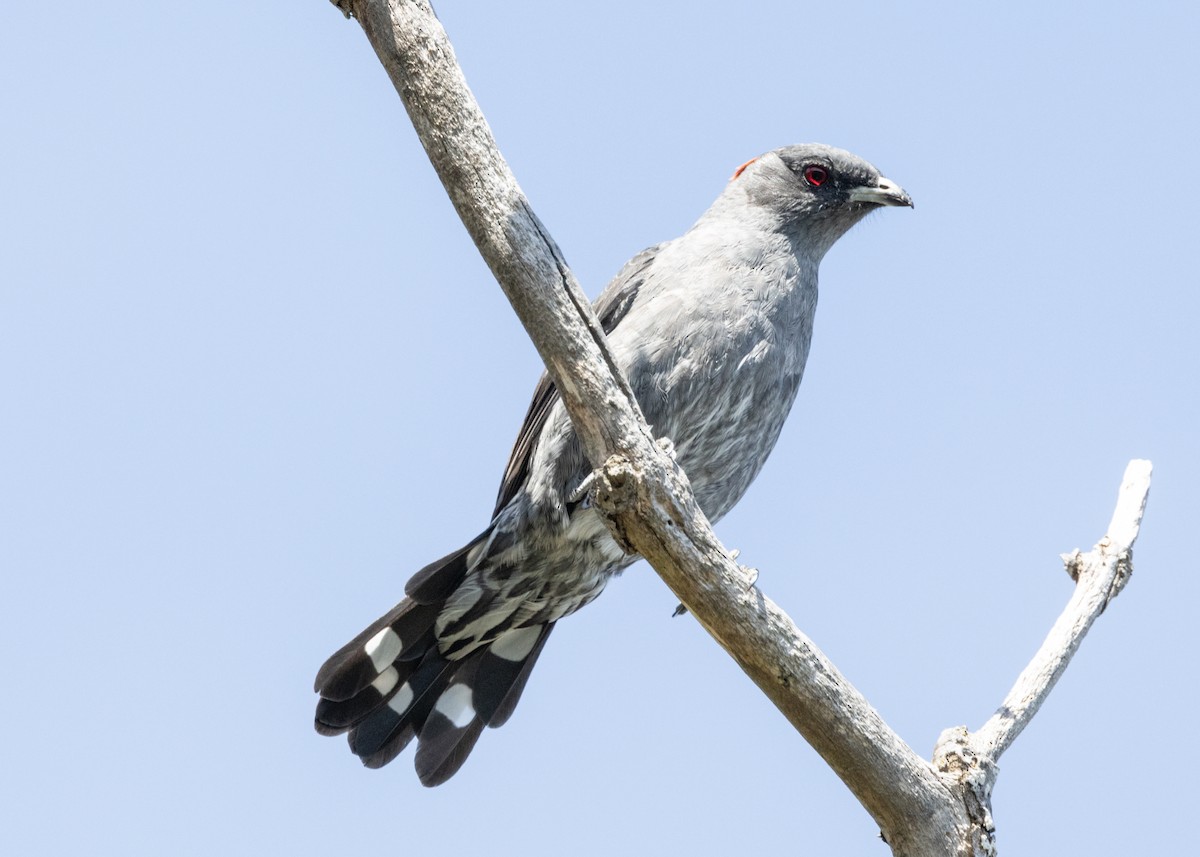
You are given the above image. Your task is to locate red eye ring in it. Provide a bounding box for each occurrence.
[803,165,829,187]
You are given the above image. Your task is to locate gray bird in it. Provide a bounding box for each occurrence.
[314,143,912,785]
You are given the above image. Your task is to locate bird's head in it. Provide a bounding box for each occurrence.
[724,143,912,259]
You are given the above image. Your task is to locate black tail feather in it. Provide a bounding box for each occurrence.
[412,655,486,786]
[314,600,440,701]
[404,532,487,604]
[473,624,554,727]
[314,659,420,735]
[349,650,455,765]
[415,718,486,786]
[314,535,556,784]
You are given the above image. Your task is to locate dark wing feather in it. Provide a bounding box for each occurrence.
[493,370,559,516]
[404,532,487,603]
[492,243,664,515]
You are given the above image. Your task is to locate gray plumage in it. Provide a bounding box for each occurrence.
[314,143,912,785]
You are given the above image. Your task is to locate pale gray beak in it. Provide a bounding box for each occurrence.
[848,177,913,208]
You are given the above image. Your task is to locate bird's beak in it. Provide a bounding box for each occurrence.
[848,177,913,208]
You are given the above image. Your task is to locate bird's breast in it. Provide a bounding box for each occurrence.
[615,265,816,523]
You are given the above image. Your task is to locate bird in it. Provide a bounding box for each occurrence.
[313,143,912,786]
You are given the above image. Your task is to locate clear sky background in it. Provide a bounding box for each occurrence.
[3,2,1197,854]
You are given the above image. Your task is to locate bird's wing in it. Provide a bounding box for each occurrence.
[491,243,664,516]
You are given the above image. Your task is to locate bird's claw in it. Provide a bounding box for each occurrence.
[568,471,598,505]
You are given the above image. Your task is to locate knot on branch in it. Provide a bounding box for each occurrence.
[934,727,998,856]
[590,437,692,557]
[1061,540,1134,610]
[593,453,641,555]
[1061,548,1084,582]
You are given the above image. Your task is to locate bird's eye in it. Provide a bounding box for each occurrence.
[803,165,829,187]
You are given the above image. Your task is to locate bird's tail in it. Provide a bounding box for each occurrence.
[313,536,555,786]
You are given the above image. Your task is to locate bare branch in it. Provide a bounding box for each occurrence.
[339,0,649,469]
[594,454,967,853]
[968,459,1152,763]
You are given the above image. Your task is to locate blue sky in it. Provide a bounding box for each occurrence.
[3,2,1196,854]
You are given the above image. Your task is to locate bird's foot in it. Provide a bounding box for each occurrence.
[568,471,597,506]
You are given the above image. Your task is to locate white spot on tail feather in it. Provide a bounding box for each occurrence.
[490,625,541,662]
[388,682,415,715]
[365,627,402,672]
[435,684,476,729]
[371,666,398,696]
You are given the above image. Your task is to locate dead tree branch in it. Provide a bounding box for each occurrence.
[328,2,1151,853]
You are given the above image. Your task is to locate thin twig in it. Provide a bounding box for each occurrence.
[969,459,1152,762]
